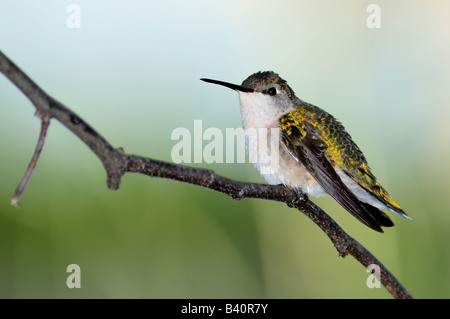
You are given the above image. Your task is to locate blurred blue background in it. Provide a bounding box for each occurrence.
[0,0,449,298]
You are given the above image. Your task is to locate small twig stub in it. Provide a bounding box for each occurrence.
[11,117,51,206]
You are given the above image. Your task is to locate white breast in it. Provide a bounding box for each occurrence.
[237,91,325,197]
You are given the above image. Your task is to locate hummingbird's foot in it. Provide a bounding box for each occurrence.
[287,190,309,208]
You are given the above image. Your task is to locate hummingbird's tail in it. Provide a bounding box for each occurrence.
[366,191,412,220]
[360,202,394,228]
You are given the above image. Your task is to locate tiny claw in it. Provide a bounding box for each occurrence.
[287,191,308,208]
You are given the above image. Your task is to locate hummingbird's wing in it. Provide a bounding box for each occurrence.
[280,110,393,232]
[297,109,409,220]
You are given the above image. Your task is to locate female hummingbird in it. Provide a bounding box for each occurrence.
[201,71,410,232]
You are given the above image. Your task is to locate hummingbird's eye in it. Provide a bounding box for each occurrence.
[268,87,277,96]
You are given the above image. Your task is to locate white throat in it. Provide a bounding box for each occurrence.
[238,92,292,129]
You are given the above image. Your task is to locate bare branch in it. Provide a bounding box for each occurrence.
[0,50,412,299]
[0,51,126,190]
[125,155,412,299]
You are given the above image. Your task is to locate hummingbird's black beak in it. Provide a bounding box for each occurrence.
[201,78,254,93]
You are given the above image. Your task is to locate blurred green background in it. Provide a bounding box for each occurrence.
[0,0,449,298]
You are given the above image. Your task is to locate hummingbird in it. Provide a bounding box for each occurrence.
[201,71,411,232]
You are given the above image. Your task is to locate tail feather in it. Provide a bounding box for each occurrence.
[360,202,394,228]
[366,191,412,220]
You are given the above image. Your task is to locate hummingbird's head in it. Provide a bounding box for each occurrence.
[240,71,296,99]
[201,71,298,128]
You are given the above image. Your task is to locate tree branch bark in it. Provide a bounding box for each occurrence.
[0,50,412,299]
